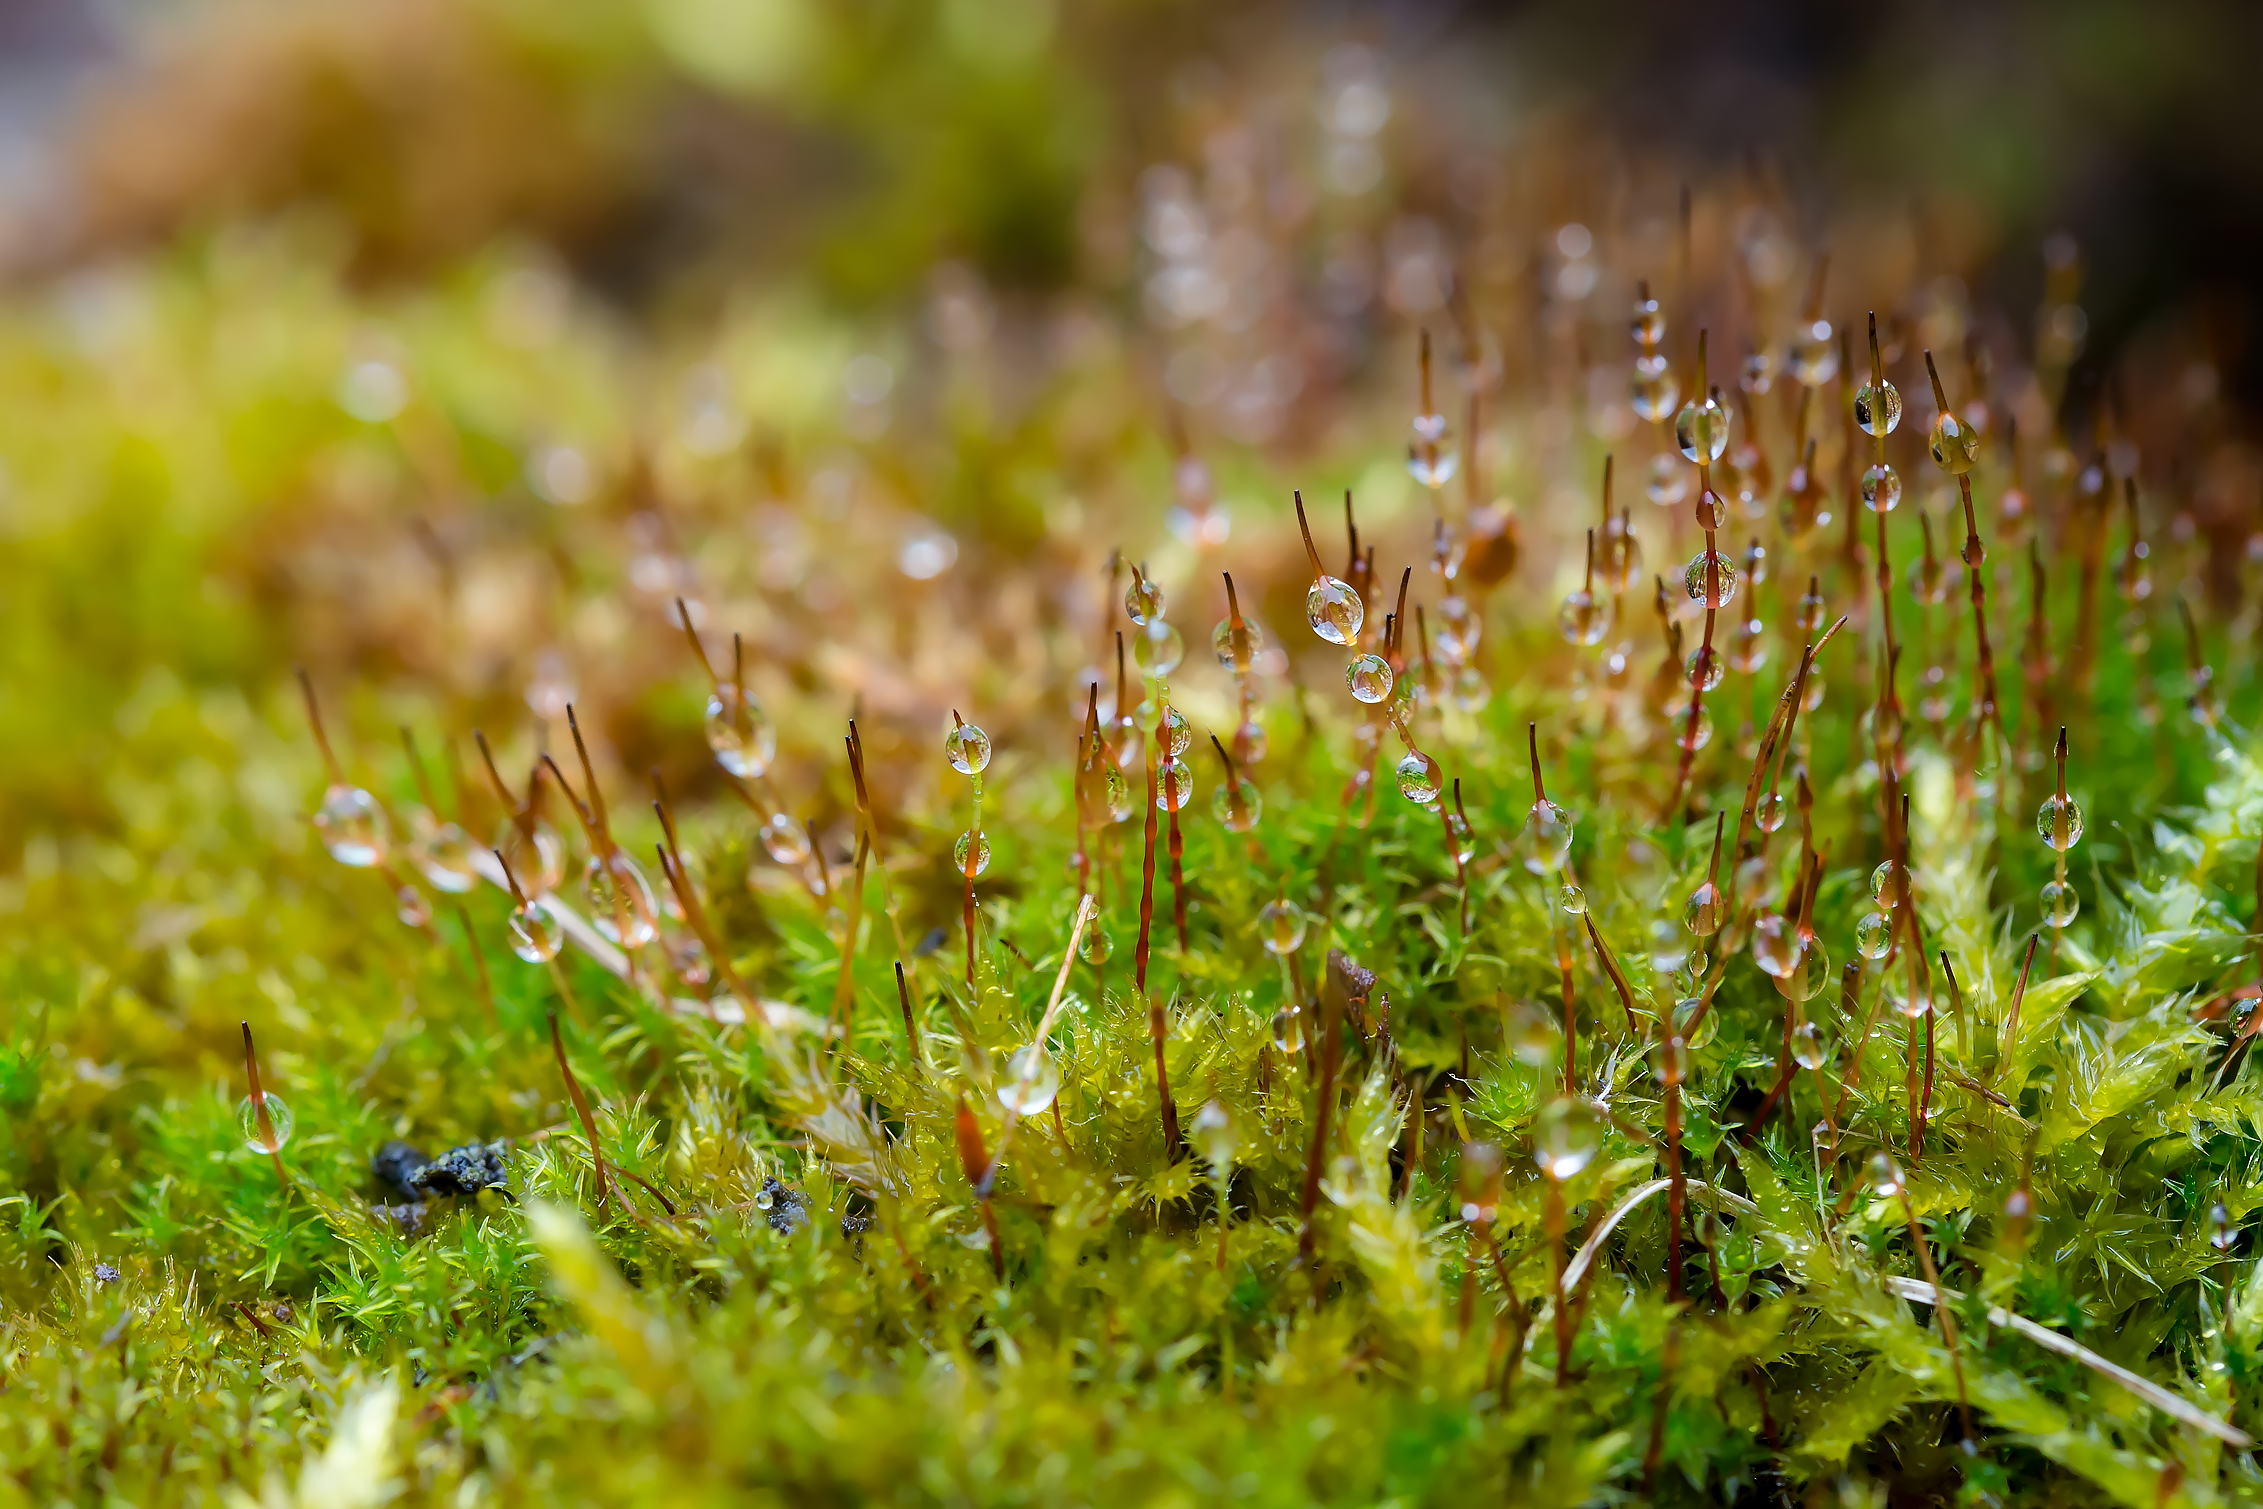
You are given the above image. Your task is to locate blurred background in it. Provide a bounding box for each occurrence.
[0,0,2258,882]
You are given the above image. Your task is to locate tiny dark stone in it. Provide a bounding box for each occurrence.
[839,1211,873,1237]
[410,1141,512,1197]
[759,1176,810,1235]
[914,926,949,957]
[92,1262,120,1285]
[372,1140,432,1201]
[372,1201,428,1236]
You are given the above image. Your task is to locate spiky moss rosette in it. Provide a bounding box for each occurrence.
[9,195,2263,1509]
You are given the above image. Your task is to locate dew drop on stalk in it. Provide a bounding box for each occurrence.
[1870,860,1907,907]
[1755,791,1786,833]
[1855,911,1893,959]
[1347,654,1395,703]
[1895,988,1933,1021]
[2036,794,2084,851]
[1683,551,1741,608]
[1684,645,1725,692]
[1645,452,1687,508]
[1522,799,1574,874]
[239,1093,295,1154]
[498,821,566,896]
[1669,700,1714,751]
[1684,880,1723,937]
[1103,764,1135,823]
[394,885,432,929]
[1557,882,1586,916]
[1507,1001,1558,1064]
[412,822,478,893]
[1795,582,1827,634]
[1733,856,1771,907]
[1157,705,1192,759]
[760,814,813,867]
[1211,777,1262,832]
[1930,409,1980,474]
[954,830,993,878]
[1670,997,1718,1051]
[1306,577,1364,646]
[1156,758,1195,812]
[1790,1021,1828,1070]
[509,903,562,963]
[1406,411,1459,489]
[1750,912,1801,978]
[1867,1152,1905,1199]
[1212,615,1264,672]
[1124,568,1164,626]
[946,721,992,776]
[585,851,660,948]
[704,685,777,778]
[2211,1203,2235,1252]
[1855,379,1902,437]
[1654,1033,1688,1086]
[1631,356,1678,423]
[1192,1099,1238,1175]
[998,1042,1061,1116]
[1133,621,1184,676]
[1674,393,1731,463]
[1533,1096,1601,1181]
[1232,718,1266,766]
[1434,595,1481,661]
[1450,664,1490,712]
[1258,899,1308,954]
[315,785,389,867]
[1270,1004,1305,1054]
[1774,937,1829,1001]
[1861,463,1902,513]
[2041,878,2079,928]
[1395,751,1442,805]
[1630,294,1666,347]
[1078,924,1111,964]
[1558,589,1611,646]
[1445,811,1474,864]
[1789,320,1838,386]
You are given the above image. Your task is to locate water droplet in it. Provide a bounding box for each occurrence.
[1271,1005,1305,1054]
[1646,452,1688,507]
[1750,912,1801,978]
[1157,758,1195,812]
[1670,997,1718,1051]
[238,1093,295,1154]
[1855,911,1893,960]
[705,686,777,778]
[1558,590,1611,645]
[1683,550,1742,609]
[1869,860,1906,907]
[585,852,660,948]
[1788,320,1837,385]
[1125,574,1165,626]
[2042,878,2080,928]
[2211,1202,2235,1252]
[946,722,992,776]
[1078,923,1112,964]
[1406,413,1460,488]
[1192,1099,1238,1173]
[1930,410,1980,474]
[1674,395,1731,463]
[1855,380,1902,438]
[1685,880,1723,937]
[1684,645,1725,692]
[498,821,566,897]
[1631,355,1680,423]
[1434,595,1483,661]
[1258,900,1308,954]
[2036,794,2084,851]
[1630,296,1666,347]
[1395,751,1442,805]
[411,822,478,894]
[1232,718,1267,766]
[1212,616,1265,672]
[1533,1096,1601,1181]
[1655,1033,1688,1086]
[1791,1021,1828,1070]
[753,1185,774,1211]
[1445,811,1475,865]
[394,885,432,929]
[1103,764,1135,823]
[1867,1151,1904,1198]
[1347,654,1395,703]
[998,1042,1061,1116]
[1794,586,1827,635]
[1306,576,1364,646]
[315,785,389,867]
[954,830,993,879]
[1451,664,1491,712]
[1133,621,1184,676]
[1522,799,1575,874]
[1774,935,1829,1002]
[1895,988,1933,1021]
[509,903,562,962]
[1558,882,1586,915]
[1211,775,1261,831]
[1156,705,1192,759]
[1861,463,1901,513]
[760,814,813,867]
[1668,700,1715,751]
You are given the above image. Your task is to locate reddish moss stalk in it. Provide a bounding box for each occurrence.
[1136,735,1178,1155]
[240,1021,291,1191]
[548,1008,614,1210]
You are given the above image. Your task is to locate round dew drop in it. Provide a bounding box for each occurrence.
[1212,616,1264,672]
[1855,911,1893,960]
[1522,800,1574,874]
[1854,380,1902,438]
[1557,882,1587,916]
[1124,575,1164,626]
[705,688,777,778]
[1789,321,1838,385]
[1347,654,1395,703]
[1558,590,1611,646]
[509,903,563,963]
[2042,878,2080,928]
[2036,794,2084,850]
[1684,880,1723,937]
[315,785,389,868]
[585,852,660,949]
[1861,463,1902,513]
[1630,297,1665,346]
[1790,1021,1828,1071]
[760,814,812,867]
[1305,576,1364,645]
[395,884,432,929]
[1395,751,1443,805]
[1670,997,1718,1051]
[1674,396,1731,463]
[1669,701,1714,752]
[412,823,478,894]
[1133,621,1184,676]
[1868,1152,1904,1199]
[1211,778,1262,832]
[946,722,992,776]
[998,1043,1061,1116]
[238,1093,294,1154]
[954,830,992,879]
[1533,1096,1602,1181]
[1646,452,1689,507]
[1078,924,1112,964]
[1684,645,1725,692]
[1156,758,1195,812]
[1192,1099,1238,1173]
[1930,411,1981,474]
[1683,550,1742,609]
[1257,900,1308,955]
[1754,791,1787,833]
[1749,912,1801,978]
[1158,704,1192,758]
[1270,1005,1306,1054]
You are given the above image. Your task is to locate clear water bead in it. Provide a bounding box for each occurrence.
[1558,882,1587,916]
[1305,576,1365,645]
[1445,811,1475,864]
[1406,415,1460,489]
[705,686,777,779]
[1395,751,1443,806]
[1855,380,1902,437]
[585,852,660,948]
[1435,595,1482,661]
[1855,911,1893,960]
[1632,369,1680,423]
[1669,701,1715,751]
[395,885,432,929]
[1674,395,1732,463]
[238,1093,295,1154]
[1684,645,1725,692]
[998,1043,1061,1116]
[1790,1021,1828,1071]
[1132,621,1184,676]
[1774,937,1829,1002]
[1755,791,1787,833]
[315,785,389,868]
[1124,574,1164,626]
[946,722,992,775]
[1158,705,1192,758]
[954,830,992,878]
[760,814,813,867]
[1646,452,1689,507]
[1258,900,1308,954]
[1683,550,1742,609]
[1788,320,1838,386]
[1270,1005,1305,1054]
[498,821,565,897]
[1795,585,1827,634]
[1103,764,1135,824]
[412,822,478,894]
[1212,616,1264,673]
[1347,654,1395,703]
[1685,880,1723,937]
[1157,758,1195,812]
[1655,1033,1688,1086]
[1192,1099,1238,1173]
[1750,912,1801,978]
[1558,590,1611,646]
[1861,463,1901,513]
[1630,297,1665,346]
[2042,878,2080,928]
[1211,777,1262,832]
[1522,799,1575,873]
[2036,794,2084,850]
[1078,923,1112,964]
[1533,1096,1602,1181]
[509,903,562,962]
[1870,860,1907,908]
[1868,1152,1904,1199]
[1930,410,1980,474]
[1671,997,1718,1051]
[2211,1202,2235,1251]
